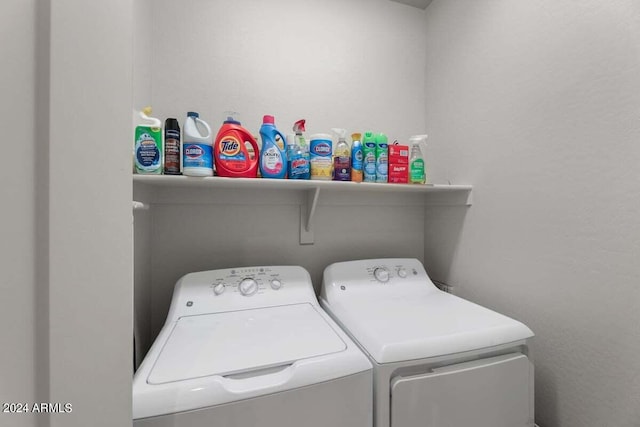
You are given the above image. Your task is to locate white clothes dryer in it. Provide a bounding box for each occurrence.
[133,265,372,427]
[320,258,535,427]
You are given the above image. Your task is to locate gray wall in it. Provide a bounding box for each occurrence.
[145,0,428,142]
[48,1,134,426]
[2,1,135,427]
[423,1,640,426]
[0,2,38,426]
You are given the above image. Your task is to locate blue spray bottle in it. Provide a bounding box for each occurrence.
[259,115,288,179]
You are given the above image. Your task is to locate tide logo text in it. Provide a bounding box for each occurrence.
[220,138,241,156]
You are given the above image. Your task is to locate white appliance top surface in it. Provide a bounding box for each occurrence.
[133,265,372,420]
[321,259,534,364]
[148,303,347,384]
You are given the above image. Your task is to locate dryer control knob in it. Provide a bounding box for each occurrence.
[239,278,258,296]
[213,283,226,295]
[374,267,390,283]
[397,268,407,278]
[270,279,282,290]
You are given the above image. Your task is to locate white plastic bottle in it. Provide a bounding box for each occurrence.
[182,111,213,177]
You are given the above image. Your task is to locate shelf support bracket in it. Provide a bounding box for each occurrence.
[132,201,149,211]
[300,187,320,245]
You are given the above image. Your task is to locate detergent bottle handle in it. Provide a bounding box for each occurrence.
[275,130,288,155]
[240,128,259,153]
[195,117,212,139]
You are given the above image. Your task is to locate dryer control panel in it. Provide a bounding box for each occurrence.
[320,258,439,303]
[166,266,317,320]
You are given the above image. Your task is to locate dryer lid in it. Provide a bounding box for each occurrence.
[147,303,346,384]
[324,291,533,364]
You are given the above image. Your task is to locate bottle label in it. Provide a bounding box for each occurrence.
[309,138,332,180]
[261,146,284,174]
[333,156,351,181]
[310,140,332,157]
[183,143,213,170]
[219,136,243,159]
[363,150,376,181]
[287,152,310,179]
[352,149,363,168]
[310,157,332,179]
[135,127,162,173]
[164,129,181,174]
[217,135,250,172]
[410,159,425,183]
[376,150,388,182]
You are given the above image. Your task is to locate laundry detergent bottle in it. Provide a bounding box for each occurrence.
[213,116,259,178]
[259,115,287,179]
[182,112,213,177]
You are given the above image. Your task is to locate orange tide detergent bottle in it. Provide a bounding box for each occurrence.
[213,116,259,178]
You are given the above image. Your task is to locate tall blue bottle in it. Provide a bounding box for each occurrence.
[259,115,287,179]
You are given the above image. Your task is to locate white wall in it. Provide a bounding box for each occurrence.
[135,0,431,345]
[148,0,427,141]
[423,1,640,426]
[48,1,134,426]
[0,2,38,426]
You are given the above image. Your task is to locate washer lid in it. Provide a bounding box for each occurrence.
[148,303,346,384]
[325,291,533,364]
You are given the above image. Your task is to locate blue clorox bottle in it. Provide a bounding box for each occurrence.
[259,115,287,179]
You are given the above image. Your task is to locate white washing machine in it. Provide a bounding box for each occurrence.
[320,258,535,427]
[133,265,372,427]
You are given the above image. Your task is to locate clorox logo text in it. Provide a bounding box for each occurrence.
[185,145,204,159]
[312,142,331,156]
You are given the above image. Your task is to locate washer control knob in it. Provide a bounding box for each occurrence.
[213,283,226,295]
[239,278,258,296]
[374,267,390,283]
[397,268,407,278]
[270,279,282,290]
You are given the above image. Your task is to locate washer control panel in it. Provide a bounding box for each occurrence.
[167,266,316,319]
[209,266,290,298]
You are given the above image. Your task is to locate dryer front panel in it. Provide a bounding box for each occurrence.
[390,353,534,427]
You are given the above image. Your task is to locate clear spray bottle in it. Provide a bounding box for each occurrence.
[332,128,351,181]
[409,134,427,184]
